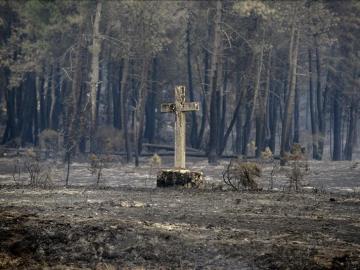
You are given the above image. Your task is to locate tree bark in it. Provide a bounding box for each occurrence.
[269,79,278,154]
[195,46,209,149]
[243,32,264,157]
[89,1,102,147]
[186,15,198,148]
[293,80,300,143]
[315,37,325,159]
[144,57,158,144]
[218,58,228,154]
[120,59,131,163]
[235,70,243,155]
[256,49,271,157]
[280,26,299,163]
[112,62,122,129]
[344,101,357,160]
[49,63,57,129]
[208,0,222,164]
[219,80,245,156]
[308,48,319,159]
[20,73,36,146]
[40,65,49,131]
[134,59,150,167]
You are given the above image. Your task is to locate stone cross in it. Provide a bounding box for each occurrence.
[161,86,199,169]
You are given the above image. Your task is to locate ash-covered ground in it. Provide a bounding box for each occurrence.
[0,156,359,269]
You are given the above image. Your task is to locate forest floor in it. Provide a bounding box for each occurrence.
[0,156,359,269]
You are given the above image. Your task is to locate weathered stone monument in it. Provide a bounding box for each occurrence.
[157,86,204,187]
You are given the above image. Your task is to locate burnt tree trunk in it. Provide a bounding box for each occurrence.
[20,73,36,146]
[208,0,222,164]
[144,57,158,144]
[256,49,271,157]
[269,79,278,154]
[134,59,150,167]
[243,34,264,157]
[308,48,319,160]
[344,101,357,160]
[195,44,209,149]
[218,59,228,154]
[235,69,243,155]
[120,59,131,163]
[280,26,299,164]
[2,88,17,144]
[315,38,325,159]
[89,0,102,148]
[112,62,122,130]
[186,15,198,148]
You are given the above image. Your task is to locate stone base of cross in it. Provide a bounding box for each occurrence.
[156,85,204,188]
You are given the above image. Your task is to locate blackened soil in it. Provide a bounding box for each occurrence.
[0,186,359,269]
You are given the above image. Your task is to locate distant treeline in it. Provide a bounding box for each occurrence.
[0,0,358,164]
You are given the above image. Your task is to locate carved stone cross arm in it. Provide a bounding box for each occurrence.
[160,86,199,169]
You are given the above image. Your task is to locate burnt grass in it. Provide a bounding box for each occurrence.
[0,185,359,269]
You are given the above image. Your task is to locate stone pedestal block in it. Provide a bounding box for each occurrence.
[157,169,204,188]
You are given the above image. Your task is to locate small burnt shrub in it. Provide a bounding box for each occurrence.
[149,153,162,169]
[247,140,257,157]
[88,154,111,185]
[24,149,41,186]
[11,158,23,185]
[24,148,53,188]
[223,159,261,191]
[39,129,59,155]
[94,126,124,153]
[260,147,279,190]
[285,144,309,192]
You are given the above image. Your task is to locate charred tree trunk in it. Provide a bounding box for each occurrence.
[52,64,62,131]
[112,62,122,129]
[344,101,357,160]
[195,44,209,149]
[64,24,86,185]
[293,80,300,143]
[280,26,299,164]
[219,78,245,155]
[218,59,228,154]
[2,88,17,144]
[208,0,222,164]
[40,66,49,131]
[308,48,319,159]
[186,15,198,148]
[315,38,325,159]
[105,59,112,126]
[235,70,243,155]
[243,34,264,157]
[89,1,102,150]
[134,59,150,167]
[120,59,131,163]
[20,73,36,146]
[256,49,271,157]
[49,63,58,130]
[269,80,278,154]
[144,57,158,144]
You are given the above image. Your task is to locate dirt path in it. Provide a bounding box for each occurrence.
[0,186,359,269]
